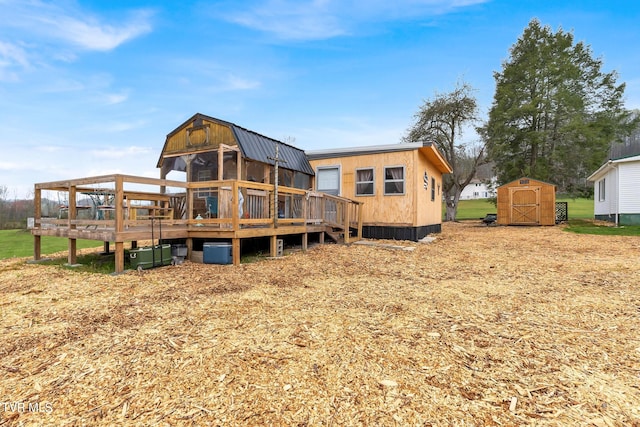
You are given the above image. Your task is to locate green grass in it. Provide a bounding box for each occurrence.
[446,199,497,220]
[563,219,640,236]
[37,252,120,274]
[448,197,595,221]
[0,229,103,260]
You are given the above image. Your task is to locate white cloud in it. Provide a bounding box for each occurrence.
[42,9,154,51]
[89,146,153,159]
[214,74,261,92]
[103,92,129,105]
[0,1,154,60]
[0,41,30,81]
[219,0,490,41]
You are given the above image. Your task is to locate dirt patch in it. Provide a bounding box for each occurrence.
[1,222,639,425]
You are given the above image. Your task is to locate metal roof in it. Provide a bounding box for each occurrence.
[306,142,425,160]
[158,113,314,176]
[231,124,314,176]
[306,141,453,174]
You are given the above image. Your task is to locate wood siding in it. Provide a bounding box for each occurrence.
[496,177,556,226]
[164,119,235,155]
[309,148,444,228]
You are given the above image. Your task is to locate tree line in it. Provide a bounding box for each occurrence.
[0,186,35,229]
[404,18,639,221]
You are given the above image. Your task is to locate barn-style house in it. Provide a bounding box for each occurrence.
[31,114,363,272]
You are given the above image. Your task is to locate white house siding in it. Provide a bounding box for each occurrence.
[593,168,618,217]
[619,160,640,213]
[460,180,496,200]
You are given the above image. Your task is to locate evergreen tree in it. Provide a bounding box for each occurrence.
[483,19,636,194]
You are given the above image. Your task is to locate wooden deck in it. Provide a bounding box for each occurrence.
[32,174,362,272]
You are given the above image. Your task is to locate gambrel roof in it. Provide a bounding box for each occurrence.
[157,113,314,176]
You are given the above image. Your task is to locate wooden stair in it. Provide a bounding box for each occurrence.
[324,227,344,243]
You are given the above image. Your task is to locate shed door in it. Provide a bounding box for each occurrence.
[510,187,540,224]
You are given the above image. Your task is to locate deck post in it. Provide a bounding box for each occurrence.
[34,187,41,260]
[232,238,240,266]
[232,181,239,230]
[34,235,41,261]
[270,235,278,257]
[344,204,350,244]
[68,185,77,265]
[115,175,124,233]
[115,242,125,273]
[68,238,77,265]
[302,233,308,251]
[186,238,192,259]
[357,202,363,239]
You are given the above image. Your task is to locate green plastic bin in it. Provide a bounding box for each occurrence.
[129,244,172,270]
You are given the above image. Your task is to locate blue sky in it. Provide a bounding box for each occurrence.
[1,0,639,197]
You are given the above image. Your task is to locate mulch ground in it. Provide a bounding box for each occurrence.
[1,222,639,426]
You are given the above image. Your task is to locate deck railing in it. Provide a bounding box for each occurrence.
[33,174,361,238]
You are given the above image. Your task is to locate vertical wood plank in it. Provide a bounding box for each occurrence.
[115,242,124,273]
[34,188,41,260]
[232,238,240,266]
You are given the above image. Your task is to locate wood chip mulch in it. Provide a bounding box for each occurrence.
[1,222,639,426]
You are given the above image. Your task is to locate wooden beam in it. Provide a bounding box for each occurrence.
[357,203,363,239]
[232,238,240,266]
[344,204,350,244]
[115,175,124,234]
[270,235,278,257]
[34,236,41,261]
[302,233,308,251]
[34,188,41,260]
[232,181,240,230]
[68,238,77,265]
[115,242,125,273]
[218,144,224,180]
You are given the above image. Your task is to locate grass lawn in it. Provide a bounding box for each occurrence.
[449,197,594,220]
[563,219,640,236]
[0,229,103,260]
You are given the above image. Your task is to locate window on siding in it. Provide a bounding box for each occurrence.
[355,168,374,196]
[431,177,436,201]
[317,166,340,196]
[598,178,606,201]
[384,166,405,195]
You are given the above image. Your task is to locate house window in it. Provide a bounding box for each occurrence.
[355,168,374,196]
[431,177,436,201]
[317,166,340,196]
[598,178,606,202]
[384,166,405,195]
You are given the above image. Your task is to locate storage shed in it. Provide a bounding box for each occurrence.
[496,177,556,226]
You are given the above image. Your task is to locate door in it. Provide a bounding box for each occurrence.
[510,187,540,224]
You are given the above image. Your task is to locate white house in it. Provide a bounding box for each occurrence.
[587,154,640,225]
[460,178,496,200]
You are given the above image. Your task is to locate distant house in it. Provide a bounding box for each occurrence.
[460,162,496,200]
[460,178,496,200]
[587,154,640,225]
[307,142,452,241]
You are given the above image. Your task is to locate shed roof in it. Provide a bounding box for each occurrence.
[158,113,314,176]
[497,177,557,189]
[306,142,453,174]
